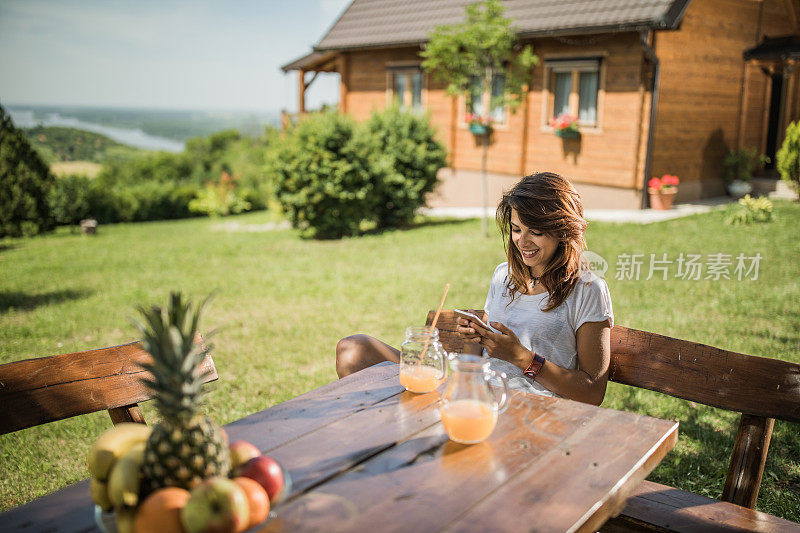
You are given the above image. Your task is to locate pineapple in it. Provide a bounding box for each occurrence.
[134,292,230,494]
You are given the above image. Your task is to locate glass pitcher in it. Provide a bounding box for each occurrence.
[399,326,447,393]
[439,354,509,444]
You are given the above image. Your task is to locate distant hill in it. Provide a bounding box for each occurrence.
[9,105,280,142]
[22,126,147,164]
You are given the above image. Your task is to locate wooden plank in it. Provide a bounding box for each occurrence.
[603,480,800,533]
[258,389,592,532]
[721,414,774,508]
[609,326,800,423]
[444,408,677,533]
[224,361,401,450]
[0,479,94,533]
[0,340,216,434]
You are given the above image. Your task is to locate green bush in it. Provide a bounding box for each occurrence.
[725,194,774,225]
[0,105,54,237]
[777,121,800,197]
[50,174,91,227]
[269,112,376,238]
[189,172,252,217]
[359,106,447,228]
[87,180,199,223]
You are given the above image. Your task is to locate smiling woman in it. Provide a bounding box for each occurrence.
[336,172,614,406]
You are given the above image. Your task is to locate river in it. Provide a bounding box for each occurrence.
[8,109,185,153]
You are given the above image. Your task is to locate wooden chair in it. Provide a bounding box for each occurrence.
[0,336,217,434]
[427,310,800,531]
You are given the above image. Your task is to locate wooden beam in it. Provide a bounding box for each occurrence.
[298,69,306,114]
[722,414,774,508]
[337,53,349,113]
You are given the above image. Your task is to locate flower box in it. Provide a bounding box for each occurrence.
[469,123,488,135]
[554,128,579,139]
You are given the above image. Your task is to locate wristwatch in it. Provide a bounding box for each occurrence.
[523,352,546,380]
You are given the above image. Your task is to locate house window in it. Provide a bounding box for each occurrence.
[468,72,506,123]
[546,59,601,126]
[390,67,423,111]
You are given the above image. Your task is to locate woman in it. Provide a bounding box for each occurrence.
[336,172,613,405]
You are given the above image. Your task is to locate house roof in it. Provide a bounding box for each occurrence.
[280,51,338,73]
[313,0,691,52]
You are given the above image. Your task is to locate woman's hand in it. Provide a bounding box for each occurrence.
[457,316,529,367]
[480,322,530,367]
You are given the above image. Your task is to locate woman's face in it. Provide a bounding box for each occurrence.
[510,208,559,276]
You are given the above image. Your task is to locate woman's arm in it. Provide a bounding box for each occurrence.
[461,318,611,405]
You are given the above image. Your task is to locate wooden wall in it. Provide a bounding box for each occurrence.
[343,33,648,193]
[651,0,798,198]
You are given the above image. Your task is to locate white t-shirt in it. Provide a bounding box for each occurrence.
[483,262,614,397]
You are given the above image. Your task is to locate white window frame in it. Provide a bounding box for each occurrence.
[542,57,605,133]
[386,64,426,111]
[458,70,509,130]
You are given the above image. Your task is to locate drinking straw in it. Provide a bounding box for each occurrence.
[419,283,450,362]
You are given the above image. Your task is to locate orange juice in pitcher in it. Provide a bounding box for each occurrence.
[439,354,509,444]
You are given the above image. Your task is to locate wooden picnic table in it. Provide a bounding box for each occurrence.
[3,361,678,532]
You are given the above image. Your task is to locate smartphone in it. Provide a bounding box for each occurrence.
[454,309,497,332]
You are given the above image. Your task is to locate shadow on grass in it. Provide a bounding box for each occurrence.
[0,289,93,313]
[0,243,15,253]
[359,217,477,237]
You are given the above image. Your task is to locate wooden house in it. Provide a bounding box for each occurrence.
[282,0,800,209]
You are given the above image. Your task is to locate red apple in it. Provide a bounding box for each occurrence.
[236,455,288,503]
[180,477,249,533]
[229,440,262,471]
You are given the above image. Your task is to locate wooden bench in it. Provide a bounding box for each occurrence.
[0,336,216,434]
[427,310,800,532]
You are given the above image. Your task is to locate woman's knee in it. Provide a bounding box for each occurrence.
[335,334,370,378]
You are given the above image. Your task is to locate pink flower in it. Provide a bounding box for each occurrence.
[648,177,662,189]
[661,174,680,187]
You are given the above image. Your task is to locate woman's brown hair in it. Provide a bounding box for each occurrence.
[497,172,588,311]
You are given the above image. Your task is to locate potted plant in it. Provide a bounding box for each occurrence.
[648,174,680,210]
[465,112,494,135]
[723,148,769,198]
[549,114,580,139]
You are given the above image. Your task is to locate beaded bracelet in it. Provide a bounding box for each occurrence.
[523,352,546,380]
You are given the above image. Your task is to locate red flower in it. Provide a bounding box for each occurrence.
[549,114,578,132]
[648,177,661,189]
[661,174,680,187]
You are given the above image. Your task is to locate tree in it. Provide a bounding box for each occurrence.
[421,0,538,235]
[777,121,800,199]
[0,104,55,237]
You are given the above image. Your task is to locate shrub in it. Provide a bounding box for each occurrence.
[0,104,54,237]
[723,147,769,183]
[777,121,800,197]
[725,195,774,225]
[87,180,199,223]
[268,112,375,238]
[358,106,447,228]
[189,172,252,217]
[50,174,91,227]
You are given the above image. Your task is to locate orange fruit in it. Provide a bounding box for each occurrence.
[233,476,270,528]
[134,487,190,533]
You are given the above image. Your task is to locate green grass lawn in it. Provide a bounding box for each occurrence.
[1,201,799,520]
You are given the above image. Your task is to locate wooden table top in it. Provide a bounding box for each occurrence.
[2,362,678,533]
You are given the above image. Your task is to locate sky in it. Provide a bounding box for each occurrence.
[0,0,352,113]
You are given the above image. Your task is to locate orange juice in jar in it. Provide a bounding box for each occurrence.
[400,364,445,393]
[439,354,509,444]
[399,326,447,393]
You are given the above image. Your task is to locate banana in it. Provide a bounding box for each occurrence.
[90,478,114,511]
[107,442,146,508]
[87,423,151,481]
[115,505,137,533]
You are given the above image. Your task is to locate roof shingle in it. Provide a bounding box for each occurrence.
[315,0,690,51]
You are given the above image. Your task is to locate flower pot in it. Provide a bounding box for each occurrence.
[726,179,752,198]
[555,128,579,139]
[469,123,488,135]
[648,188,677,210]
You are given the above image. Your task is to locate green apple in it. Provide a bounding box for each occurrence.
[229,440,261,471]
[181,477,249,533]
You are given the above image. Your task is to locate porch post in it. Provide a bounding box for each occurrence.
[298,69,306,114]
